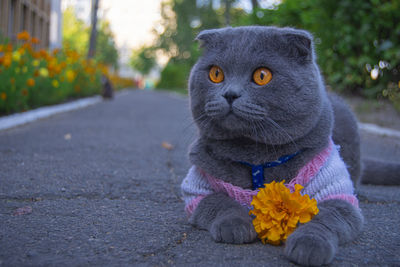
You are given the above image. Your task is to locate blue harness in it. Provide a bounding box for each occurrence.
[239,150,302,190]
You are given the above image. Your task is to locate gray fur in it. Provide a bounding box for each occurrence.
[187,26,364,266]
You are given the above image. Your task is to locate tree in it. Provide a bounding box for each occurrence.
[88,0,100,59]
[151,0,247,89]
[62,6,118,69]
[62,7,89,54]
[95,20,119,70]
[130,46,156,75]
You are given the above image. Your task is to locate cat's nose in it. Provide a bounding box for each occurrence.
[223,91,241,104]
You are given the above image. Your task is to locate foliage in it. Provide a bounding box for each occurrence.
[62,7,89,55]
[95,20,119,70]
[148,0,400,109]
[156,59,191,91]
[0,32,132,115]
[108,74,135,90]
[130,46,156,75]
[62,7,119,69]
[135,0,245,89]
[241,0,400,103]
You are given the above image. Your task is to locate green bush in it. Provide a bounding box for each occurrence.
[156,60,191,92]
[241,0,400,104]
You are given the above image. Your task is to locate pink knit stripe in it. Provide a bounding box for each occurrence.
[287,139,333,192]
[322,194,359,208]
[185,195,206,216]
[200,170,258,208]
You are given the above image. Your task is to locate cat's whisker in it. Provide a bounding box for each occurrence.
[266,118,299,151]
[254,120,279,159]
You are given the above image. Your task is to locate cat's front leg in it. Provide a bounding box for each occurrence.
[284,199,363,266]
[190,192,257,244]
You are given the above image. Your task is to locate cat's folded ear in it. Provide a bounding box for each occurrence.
[274,28,314,64]
[195,29,222,49]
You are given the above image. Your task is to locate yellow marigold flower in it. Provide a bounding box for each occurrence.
[32,59,40,67]
[12,51,21,62]
[22,66,28,73]
[65,69,76,82]
[26,78,35,87]
[0,45,4,52]
[52,79,59,88]
[1,92,7,100]
[39,68,49,77]
[249,180,319,245]
[17,31,30,41]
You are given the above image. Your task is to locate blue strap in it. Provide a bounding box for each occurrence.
[239,150,302,190]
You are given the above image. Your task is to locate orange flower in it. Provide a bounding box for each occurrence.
[74,85,81,93]
[32,51,41,59]
[249,180,319,245]
[31,37,40,44]
[33,70,40,77]
[52,48,60,55]
[17,31,30,41]
[3,53,12,67]
[18,47,26,55]
[0,92,7,100]
[26,78,35,87]
[10,78,16,85]
[39,49,49,59]
[21,88,29,96]
[6,44,13,52]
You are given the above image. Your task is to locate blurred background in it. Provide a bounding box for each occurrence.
[0,0,399,116]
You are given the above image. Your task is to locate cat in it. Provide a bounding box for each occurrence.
[180,26,367,266]
[101,74,114,99]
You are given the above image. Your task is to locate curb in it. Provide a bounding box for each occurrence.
[1,91,400,139]
[358,122,400,139]
[0,95,102,131]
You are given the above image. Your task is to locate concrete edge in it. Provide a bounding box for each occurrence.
[358,122,400,139]
[0,95,102,131]
[1,90,400,138]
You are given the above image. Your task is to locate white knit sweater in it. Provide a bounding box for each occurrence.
[181,140,358,216]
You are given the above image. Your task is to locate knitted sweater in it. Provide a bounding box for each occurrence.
[181,140,359,216]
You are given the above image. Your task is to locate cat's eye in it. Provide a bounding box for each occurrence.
[253,67,272,86]
[209,66,224,83]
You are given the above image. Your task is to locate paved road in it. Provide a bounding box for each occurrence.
[0,90,399,266]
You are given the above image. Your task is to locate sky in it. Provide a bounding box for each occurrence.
[100,0,161,50]
[62,0,281,51]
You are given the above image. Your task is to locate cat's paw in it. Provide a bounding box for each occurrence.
[209,214,257,244]
[284,231,336,266]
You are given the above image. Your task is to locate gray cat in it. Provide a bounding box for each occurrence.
[180,26,391,266]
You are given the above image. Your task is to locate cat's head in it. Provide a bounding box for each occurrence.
[189,26,330,145]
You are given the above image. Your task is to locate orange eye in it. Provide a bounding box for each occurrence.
[253,67,272,86]
[209,66,224,83]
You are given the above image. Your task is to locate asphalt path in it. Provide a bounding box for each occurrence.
[0,90,399,266]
